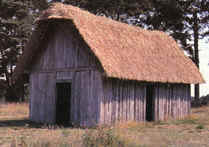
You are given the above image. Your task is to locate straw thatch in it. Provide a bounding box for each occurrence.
[15,3,204,84]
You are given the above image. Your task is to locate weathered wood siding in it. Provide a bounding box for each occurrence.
[99,81,191,124]
[29,23,191,126]
[100,79,146,124]
[61,70,102,126]
[29,25,102,126]
[29,72,56,123]
[32,23,99,71]
[30,70,102,126]
[154,84,191,121]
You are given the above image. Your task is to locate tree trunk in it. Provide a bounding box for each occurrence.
[193,11,200,100]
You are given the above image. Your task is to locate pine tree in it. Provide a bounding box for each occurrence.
[0,0,35,101]
[180,0,209,99]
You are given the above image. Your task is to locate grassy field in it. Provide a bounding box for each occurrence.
[0,103,209,147]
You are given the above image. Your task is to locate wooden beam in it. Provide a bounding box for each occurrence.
[32,67,98,73]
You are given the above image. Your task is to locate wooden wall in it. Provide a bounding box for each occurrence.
[29,70,103,126]
[100,79,146,124]
[99,80,191,124]
[29,23,191,126]
[29,72,55,123]
[32,23,99,72]
[29,24,103,126]
[154,84,191,121]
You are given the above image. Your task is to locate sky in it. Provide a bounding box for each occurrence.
[191,40,209,97]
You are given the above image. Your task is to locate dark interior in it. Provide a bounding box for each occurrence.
[146,85,155,121]
[56,82,71,126]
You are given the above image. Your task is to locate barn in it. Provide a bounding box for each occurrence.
[14,3,204,127]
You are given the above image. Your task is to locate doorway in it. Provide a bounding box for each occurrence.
[146,85,155,121]
[56,82,71,125]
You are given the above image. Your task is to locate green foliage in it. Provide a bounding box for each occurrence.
[0,0,36,101]
[196,124,204,129]
[174,118,198,125]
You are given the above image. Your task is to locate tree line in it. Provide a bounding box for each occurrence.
[0,0,208,101]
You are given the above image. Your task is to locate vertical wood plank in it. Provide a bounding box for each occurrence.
[140,86,143,121]
[99,76,105,124]
[122,81,125,122]
[178,85,181,119]
[180,85,183,119]
[172,85,176,119]
[143,86,146,121]
[136,84,140,121]
[103,78,108,124]
[133,82,136,121]
[188,85,191,115]
[119,80,123,122]
[95,71,101,124]
[130,82,134,121]
[155,84,159,121]
[80,72,85,126]
[161,86,164,120]
[111,79,116,123]
[115,80,119,122]
[170,85,173,118]
[168,85,170,119]
[126,82,130,121]
[109,80,113,124]
[86,71,91,126]
[140,85,143,122]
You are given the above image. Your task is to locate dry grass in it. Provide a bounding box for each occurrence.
[0,103,209,147]
[0,103,28,119]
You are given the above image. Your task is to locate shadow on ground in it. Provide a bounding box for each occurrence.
[0,119,80,129]
[0,119,44,128]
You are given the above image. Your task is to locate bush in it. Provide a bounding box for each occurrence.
[191,95,209,107]
[196,124,204,130]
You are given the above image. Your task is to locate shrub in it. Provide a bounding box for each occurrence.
[196,124,204,130]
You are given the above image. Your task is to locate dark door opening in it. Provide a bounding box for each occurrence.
[146,85,155,121]
[56,82,71,126]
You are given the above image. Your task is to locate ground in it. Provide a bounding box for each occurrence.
[0,103,209,147]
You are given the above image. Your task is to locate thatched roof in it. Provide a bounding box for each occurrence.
[15,3,204,84]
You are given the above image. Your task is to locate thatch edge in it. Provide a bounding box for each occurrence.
[14,3,205,84]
